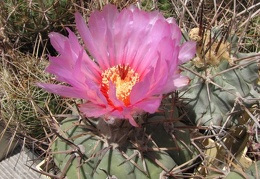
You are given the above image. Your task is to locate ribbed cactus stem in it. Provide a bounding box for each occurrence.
[96,119,133,148]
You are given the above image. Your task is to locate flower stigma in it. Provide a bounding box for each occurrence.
[101,64,140,106]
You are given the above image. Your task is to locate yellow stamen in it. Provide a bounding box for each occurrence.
[101,64,140,106]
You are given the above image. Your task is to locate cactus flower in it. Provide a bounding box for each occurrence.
[38,4,196,126]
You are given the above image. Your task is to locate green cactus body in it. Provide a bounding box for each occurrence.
[181,58,259,127]
[52,116,184,179]
[181,26,259,127]
[0,55,66,139]
[146,116,196,166]
[52,117,102,178]
[2,0,73,54]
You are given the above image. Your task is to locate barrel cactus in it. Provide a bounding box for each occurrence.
[0,52,68,140]
[1,0,75,54]
[51,101,195,178]
[1,0,141,54]
[180,27,259,127]
[38,3,198,178]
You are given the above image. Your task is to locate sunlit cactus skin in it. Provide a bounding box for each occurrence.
[180,28,260,127]
[145,100,197,166]
[49,92,201,179]
[52,115,189,179]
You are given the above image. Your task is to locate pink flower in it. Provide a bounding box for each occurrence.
[38,4,196,127]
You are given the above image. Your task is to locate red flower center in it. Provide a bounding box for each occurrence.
[101,64,140,106]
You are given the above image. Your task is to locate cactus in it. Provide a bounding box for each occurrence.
[52,119,177,178]
[177,21,259,177]
[223,161,260,179]
[0,51,68,142]
[1,0,75,54]
[51,97,197,178]
[0,0,148,55]
[180,27,259,127]
[157,0,174,18]
[0,1,258,179]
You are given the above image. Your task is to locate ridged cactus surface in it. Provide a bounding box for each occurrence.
[2,0,74,53]
[52,117,182,178]
[51,99,196,178]
[180,28,259,127]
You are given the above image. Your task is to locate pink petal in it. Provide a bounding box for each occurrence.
[75,12,106,68]
[149,57,168,95]
[167,17,182,42]
[79,102,109,118]
[73,48,100,85]
[66,28,82,54]
[112,9,134,66]
[48,28,101,86]
[83,80,108,105]
[88,12,110,69]
[46,56,73,81]
[178,41,196,64]
[130,21,176,74]
[173,75,190,88]
[99,4,118,30]
[126,115,139,127]
[39,5,194,127]
[130,69,153,104]
[157,37,177,63]
[37,83,87,99]
[108,81,124,107]
[49,32,67,53]
[66,28,101,78]
[162,75,190,94]
[148,19,172,43]
[134,96,162,113]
